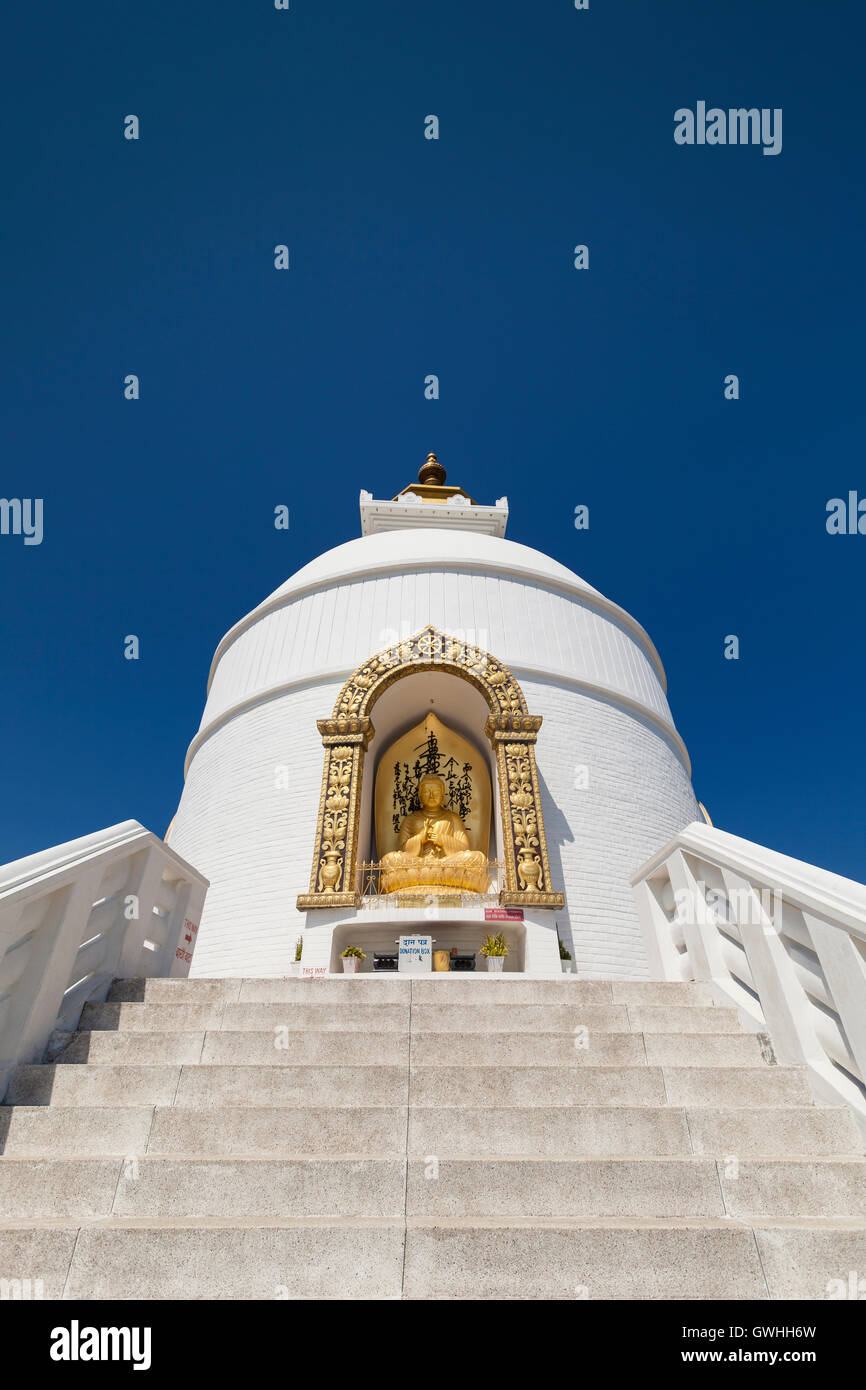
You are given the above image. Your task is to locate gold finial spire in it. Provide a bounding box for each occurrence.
[418,451,446,487]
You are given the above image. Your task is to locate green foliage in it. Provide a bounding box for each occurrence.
[294,937,303,962]
[341,945,366,959]
[479,932,509,957]
[558,939,572,960]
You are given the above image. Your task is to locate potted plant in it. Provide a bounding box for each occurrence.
[559,939,572,975]
[480,933,508,973]
[289,937,303,977]
[341,945,366,975]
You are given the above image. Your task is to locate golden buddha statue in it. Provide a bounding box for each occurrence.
[378,773,490,895]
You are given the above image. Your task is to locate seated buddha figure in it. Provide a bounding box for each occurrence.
[378,773,489,895]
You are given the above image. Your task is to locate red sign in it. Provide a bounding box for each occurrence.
[484,908,524,922]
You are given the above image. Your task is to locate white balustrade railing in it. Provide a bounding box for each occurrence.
[0,821,208,1098]
[631,822,866,1133]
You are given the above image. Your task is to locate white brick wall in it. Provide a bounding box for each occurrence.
[169,682,342,977]
[521,677,698,979]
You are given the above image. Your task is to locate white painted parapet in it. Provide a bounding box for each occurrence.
[0,821,208,1098]
[631,822,866,1132]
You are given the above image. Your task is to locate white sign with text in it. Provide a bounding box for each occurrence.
[398,935,432,974]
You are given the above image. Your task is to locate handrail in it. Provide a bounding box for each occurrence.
[631,822,866,1134]
[0,821,208,1099]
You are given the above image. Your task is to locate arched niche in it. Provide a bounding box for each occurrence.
[356,670,499,868]
[296,626,564,911]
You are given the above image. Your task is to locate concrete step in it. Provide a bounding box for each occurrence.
[121,1156,401,1220]
[405,1156,725,1219]
[752,1225,866,1299]
[82,999,742,1038]
[59,1030,410,1067]
[146,1106,405,1157]
[413,1002,740,1035]
[410,1003,631,1033]
[81,1001,226,1033]
[55,1027,771,1070]
[408,1105,691,1156]
[199,1028,760,1070]
[0,1156,407,1220]
[0,1228,81,1300]
[0,1158,125,1220]
[1,1223,406,1300]
[0,1107,154,1156]
[5,1091,850,1160]
[200,1031,409,1066]
[3,1218,864,1300]
[410,979,617,1003]
[0,1105,408,1158]
[720,1160,866,1220]
[411,1030,773,1067]
[10,1058,816,1113]
[410,1063,813,1109]
[609,982,715,1006]
[221,1002,410,1032]
[81,1000,410,1034]
[662,1066,815,1107]
[403,1220,866,1300]
[242,978,615,1004]
[412,979,717,1005]
[10,1154,862,1222]
[121,977,410,1004]
[7,1063,408,1109]
[409,1031,647,1066]
[643,1032,771,1066]
[109,979,243,1004]
[406,1105,862,1158]
[403,1219,770,1299]
[5,1098,851,1161]
[404,1156,866,1220]
[626,1005,742,1034]
[410,1065,667,1108]
[686,1107,863,1157]
[7,1064,183,1108]
[174,1065,408,1109]
[106,976,719,1006]
[57,1031,207,1065]
[236,978,409,1003]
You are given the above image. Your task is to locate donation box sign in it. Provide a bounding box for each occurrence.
[398,935,432,974]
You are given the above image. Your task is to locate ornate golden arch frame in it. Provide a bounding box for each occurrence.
[296,626,564,911]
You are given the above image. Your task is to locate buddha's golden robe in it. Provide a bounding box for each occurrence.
[379,807,489,894]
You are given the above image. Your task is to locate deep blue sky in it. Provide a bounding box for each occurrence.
[2,0,864,881]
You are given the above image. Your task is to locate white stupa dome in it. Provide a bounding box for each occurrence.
[167,458,699,978]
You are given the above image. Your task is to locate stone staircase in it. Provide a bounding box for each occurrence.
[1,976,865,1299]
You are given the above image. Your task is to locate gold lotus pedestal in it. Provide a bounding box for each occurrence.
[378,857,493,898]
[357,860,500,906]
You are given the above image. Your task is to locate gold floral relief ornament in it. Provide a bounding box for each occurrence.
[506,744,544,891]
[334,627,528,723]
[316,746,353,893]
[297,627,563,911]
